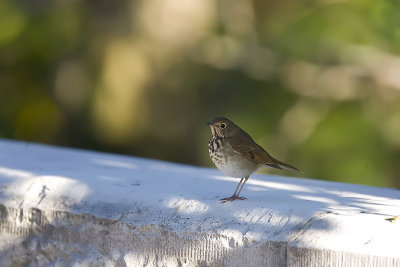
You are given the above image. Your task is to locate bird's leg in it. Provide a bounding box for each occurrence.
[235,176,249,199]
[220,176,248,203]
[232,177,244,196]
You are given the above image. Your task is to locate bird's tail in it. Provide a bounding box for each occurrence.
[271,157,299,172]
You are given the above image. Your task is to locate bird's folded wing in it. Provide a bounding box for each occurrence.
[231,142,283,169]
[231,137,299,172]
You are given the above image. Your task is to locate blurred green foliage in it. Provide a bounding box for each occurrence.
[1,0,400,188]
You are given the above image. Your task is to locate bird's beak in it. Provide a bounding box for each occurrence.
[206,121,212,126]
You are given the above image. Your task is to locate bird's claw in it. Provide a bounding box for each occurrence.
[220,195,247,203]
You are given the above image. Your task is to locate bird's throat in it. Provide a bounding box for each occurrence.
[210,127,217,137]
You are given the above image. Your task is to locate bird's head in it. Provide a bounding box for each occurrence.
[207,117,241,138]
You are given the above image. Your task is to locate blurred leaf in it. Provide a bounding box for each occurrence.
[0,0,26,45]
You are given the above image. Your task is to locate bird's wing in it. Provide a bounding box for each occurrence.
[230,139,282,169]
[231,137,299,172]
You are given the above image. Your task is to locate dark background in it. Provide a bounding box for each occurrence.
[1,0,400,188]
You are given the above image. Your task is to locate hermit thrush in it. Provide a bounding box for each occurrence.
[207,117,299,203]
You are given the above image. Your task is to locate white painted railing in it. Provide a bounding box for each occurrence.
[0,139,399,266]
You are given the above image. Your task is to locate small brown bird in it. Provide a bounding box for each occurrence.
[207,117,299,203]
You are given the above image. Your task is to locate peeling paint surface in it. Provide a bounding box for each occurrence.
[0,140,400,266]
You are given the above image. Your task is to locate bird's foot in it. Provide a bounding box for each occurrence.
[220,195,247,203]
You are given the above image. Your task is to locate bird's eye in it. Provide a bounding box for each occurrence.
[220,123,226,129]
